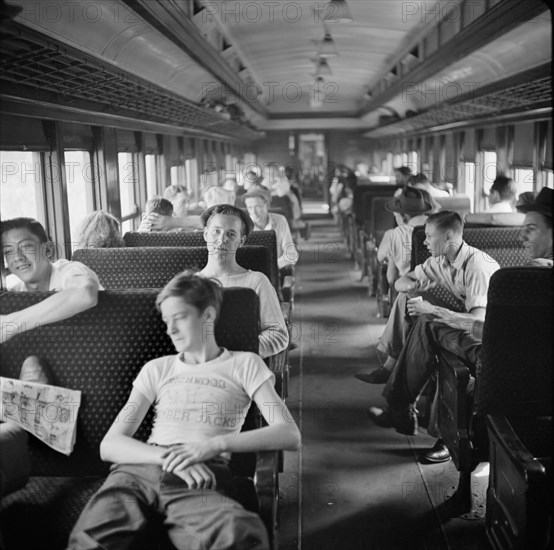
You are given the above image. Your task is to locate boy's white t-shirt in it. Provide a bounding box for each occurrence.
[133,348,274,456]
[7,259,103,291]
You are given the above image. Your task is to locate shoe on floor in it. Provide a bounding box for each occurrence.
[393,404,418,436]
[368,405,418,435]
[19,356,52,385]
[419,439,451,464]
[368,406,394,428]
[355,367,391,384]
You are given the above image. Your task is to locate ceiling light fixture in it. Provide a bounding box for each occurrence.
[318,30,339,57]
[323,0,354,23]
[314,57,333,76]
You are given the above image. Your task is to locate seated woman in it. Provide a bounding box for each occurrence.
[76,211,124,248]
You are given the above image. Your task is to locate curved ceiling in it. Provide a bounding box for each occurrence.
[210,0,444,114]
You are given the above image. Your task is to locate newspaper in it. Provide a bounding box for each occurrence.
[0,377,81,456]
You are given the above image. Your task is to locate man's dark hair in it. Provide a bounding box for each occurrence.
[156,271,223,322]
[145,196,174,216]
[491,176,517,201]
[426,211,464,234]
[408,172,429,185]
[284,165,298,181]
[394,166,412,177]
[202,204,252,237]
[0,217,49,243]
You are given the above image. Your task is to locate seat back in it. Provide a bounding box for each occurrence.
[0,288,260,477]
[475,267,553,419]
[72,246,271,290]
[465,212,525,227]
[352,184,401,225]
[270,195,294,221]
[123,231,204,247]
[123,230,281,296]
[369,196,395,244]
[435,196,471,217]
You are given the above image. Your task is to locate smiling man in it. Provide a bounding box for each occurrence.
[243,187,298,270]
[1,218,101,343]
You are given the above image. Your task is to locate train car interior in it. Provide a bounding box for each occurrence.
[1,1,552,549]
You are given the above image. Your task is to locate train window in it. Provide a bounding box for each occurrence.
[544,171,554,189]
[401,153,408,166]
[145,154,159,199]
[482,151,497,195]
[513,168,535,194]
[170,165,187,191]
[64,151,94,244]
[393,153,401,168]
[463,162,476,211]
[408,151,419,173]
[118,152,138,233]
[0,151,44,223]
[185,159,195,200]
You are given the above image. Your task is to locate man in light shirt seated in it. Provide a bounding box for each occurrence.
[485,175,517,213]
[67,273,300,550]
[377,187,439,286]
[197,204,289,358]
[243,187,299,270]
[1,217,101,344]
[370,187,552,463]
[367,211,500,386]
[1,217,101,506]
[142,185,202,232]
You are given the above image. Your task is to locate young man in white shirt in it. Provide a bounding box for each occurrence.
[1,218,101,343]
[67,273,300,550]
[243,188,299,270]
[198,204,289,358]
[372,188,552,463]
[356,188,436,384]
[485,175,517,213]
[368,211,500,385]
[1,218,101,507]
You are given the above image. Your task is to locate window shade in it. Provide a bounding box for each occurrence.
[116,130,137,152]
[512,122,535,166]
[0,115,49,151]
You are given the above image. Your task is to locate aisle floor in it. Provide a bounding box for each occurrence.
[279,205,487,550]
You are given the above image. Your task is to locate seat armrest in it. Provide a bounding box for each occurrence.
[267,350,287,375]
[280,301,291,326]
[437,348,472,470]
[255,450,279,547]
[266,350,288,398]
[486,414,548,478]
[282,276,294,305]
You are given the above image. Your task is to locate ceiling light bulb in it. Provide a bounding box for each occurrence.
[323,0,354,23]
[318,33,339,57]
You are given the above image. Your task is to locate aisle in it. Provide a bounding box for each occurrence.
[279,205,486,550]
